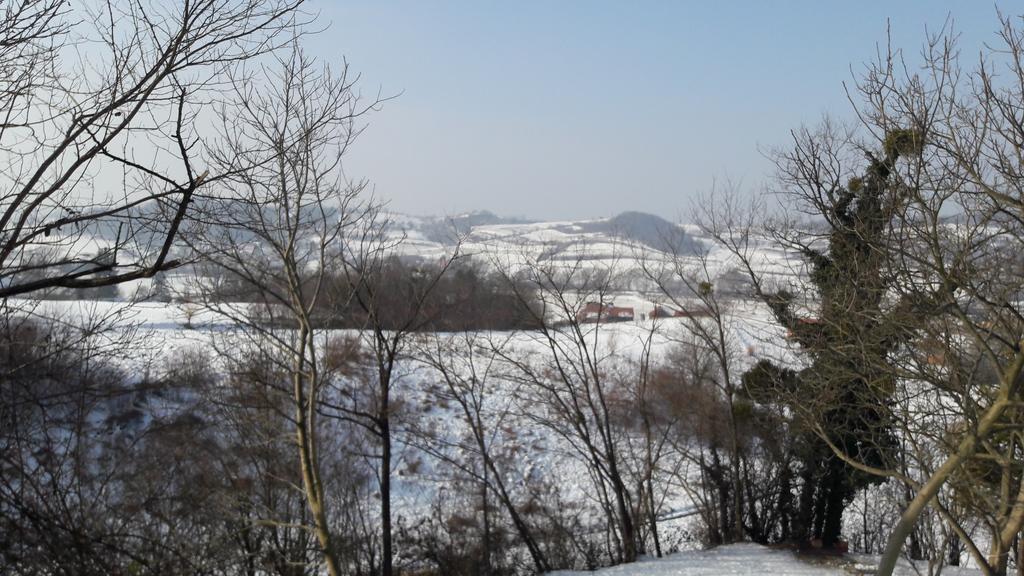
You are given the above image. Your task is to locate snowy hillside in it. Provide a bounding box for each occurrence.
[384,210,807,289]
[22,209,808,303]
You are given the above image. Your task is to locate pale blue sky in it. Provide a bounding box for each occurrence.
[307,1,1003,220]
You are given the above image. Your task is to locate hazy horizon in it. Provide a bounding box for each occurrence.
[307,1,999,221]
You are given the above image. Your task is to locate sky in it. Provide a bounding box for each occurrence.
[306,1,1005,220]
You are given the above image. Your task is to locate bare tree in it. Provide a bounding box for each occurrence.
[0,0,303,298]
[182,44,380,576]
[616,319,674,558]
[494,245,642,564]
[412,330,553,573]
[339,229,461,576]
[640,234,759,545]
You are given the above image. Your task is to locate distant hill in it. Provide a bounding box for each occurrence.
[31,205,704,276]
[575,211,699,255]
[415,210,535,244]
[391,209,699,256]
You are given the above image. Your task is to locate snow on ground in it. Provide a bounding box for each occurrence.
[9,293,792,550]
[552,543,982,576]
[552,544,839,576]
[5,217,818,565]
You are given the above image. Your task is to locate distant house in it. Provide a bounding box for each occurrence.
[786,317,821,339]
[576,301,634,323]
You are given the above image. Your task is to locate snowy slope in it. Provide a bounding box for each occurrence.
[552,543,982,576]
[20,210,809,303]
[7,294,795,556]
[553,545,839,576]
[386,211,806,287]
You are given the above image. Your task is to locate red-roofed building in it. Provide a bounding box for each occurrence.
[786,317,821,339]
[576,302,634,323]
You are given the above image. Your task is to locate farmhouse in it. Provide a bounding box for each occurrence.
[786,317,821,339]
[576,301,635,323]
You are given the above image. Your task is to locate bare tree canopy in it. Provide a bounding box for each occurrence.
[0,0,304,298]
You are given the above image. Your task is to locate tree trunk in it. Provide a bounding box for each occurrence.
[380,409,393,576]
[484,455,550,572]
[821,461,846,548]
[949,537,961,566]
[1016,534,1023,576]
[795,464,817,543]
[608,459,637,562]
[647,472,662,558]
[642,415,662,557]
[292,321,342,576]
[993,475,1024,576]
[481,467,491,576]
[990,534,1008,576]
[732,460,744,543]
[295,380,342,576]
[726,389,745,543]
[877,388,1019,576]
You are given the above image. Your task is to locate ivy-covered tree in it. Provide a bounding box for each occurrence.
[743,128,922,549]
